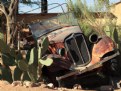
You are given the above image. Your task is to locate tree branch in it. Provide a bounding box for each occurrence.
[8,0,18,16]
[0,2,8,16]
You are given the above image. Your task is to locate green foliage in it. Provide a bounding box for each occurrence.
[40,37,49,58]
[10,48,16,57]
[22,72,31,81]
[0,16,1,28]
[113,27,121,51]
[18,36,52,82]
[13,67,23,81]
[67,0,121,53]
[17,60,28,71]
[39,58,53,66]
[104,26,111,37]
[0,0,51,82]
[29,47,38,65]
[113,28,119,44]
[26,50,30,62]
[0,39,10,53]
[1,66,13,83]
[15,51,23,61]
[104,25,121,51]
[2,53,15,66]
[0,0,49,83]
[80,23,94,37]
[29,48,34,65]
[67,0,113,36]
[0,32,4,40]
[0,35,51,83]
[27,64,37,83]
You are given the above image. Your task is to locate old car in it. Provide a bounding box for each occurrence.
[18,12,120,88]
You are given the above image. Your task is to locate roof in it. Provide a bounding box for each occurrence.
[113,1,121,5]
[110,1,121,6]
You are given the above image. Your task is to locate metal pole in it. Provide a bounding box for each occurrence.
[41,0,48,13]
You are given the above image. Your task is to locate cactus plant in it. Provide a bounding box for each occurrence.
[1,66,13,83]
[2,53,15,66]
[0,32,4,40]
[25,36,53,82]
[22,72,31,81]
[17,60,28,71]
[28,48,35,65]
[0,35,53,83]
[15,51,23,61]
[13,67,23,81]
[39,58,53,66]
[38,37,53,66]
[28,47,38,65]
[113,28,119,44]
[27,64,38,83]
[27,47,38,82]
[10,48,16,57]
[40,37,49,57]
[0,39,10,53]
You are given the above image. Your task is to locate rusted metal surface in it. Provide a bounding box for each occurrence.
[90,36,116,65]
[56,51,119,81]
[47,26,82,43]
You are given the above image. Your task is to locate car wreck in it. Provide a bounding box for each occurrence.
[16,12,120,89]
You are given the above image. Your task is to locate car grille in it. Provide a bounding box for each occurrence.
[64,33,91,66]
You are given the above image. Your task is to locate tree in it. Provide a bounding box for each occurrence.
[0,0,40,44]
[67,0,114,36]
[0,0,18,44]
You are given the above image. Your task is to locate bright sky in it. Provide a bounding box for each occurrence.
[19,0,121,13]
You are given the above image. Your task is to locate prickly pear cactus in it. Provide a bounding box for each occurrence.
[0,34,54,83]
[2,53,15,66]
[10,48,16,57]
[13,67,23,81]
[22,72,31,81]
[38,47,41,59]
[0,32,4,40]
[38,37,53,66]
[40,37,49,57]
[27,64,37,83]
[15,51,23,61]
[17,60,28,71]
[113,28,119,44]
[1,66,13,83]
[39,58,53,66]
[0,39,10,53]
[28,48,34,65]
[28,47,38,65]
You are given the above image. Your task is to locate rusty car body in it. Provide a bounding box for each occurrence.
[18,12,120,88]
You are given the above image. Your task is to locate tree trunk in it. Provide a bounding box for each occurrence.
[6,0,18,44]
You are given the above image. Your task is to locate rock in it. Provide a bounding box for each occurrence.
[1,81,10,85]
[73,84,82,90]
[23,81,32,88]
[11,81,22,86]
[58,87,67,91]
[31,82,41,87]
[40,83,46,88]
[47,83,54,89]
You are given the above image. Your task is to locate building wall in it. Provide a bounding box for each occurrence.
[110,3,121,26]
[17,13,58,24]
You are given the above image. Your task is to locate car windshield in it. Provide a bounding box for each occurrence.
[29,12,79,39]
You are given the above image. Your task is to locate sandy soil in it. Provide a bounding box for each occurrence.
[0,80,121,91]
[0,81,95,91]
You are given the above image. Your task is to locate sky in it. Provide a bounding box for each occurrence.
[19,0,121,13]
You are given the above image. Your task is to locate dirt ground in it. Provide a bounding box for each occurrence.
[0,81,95,91]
